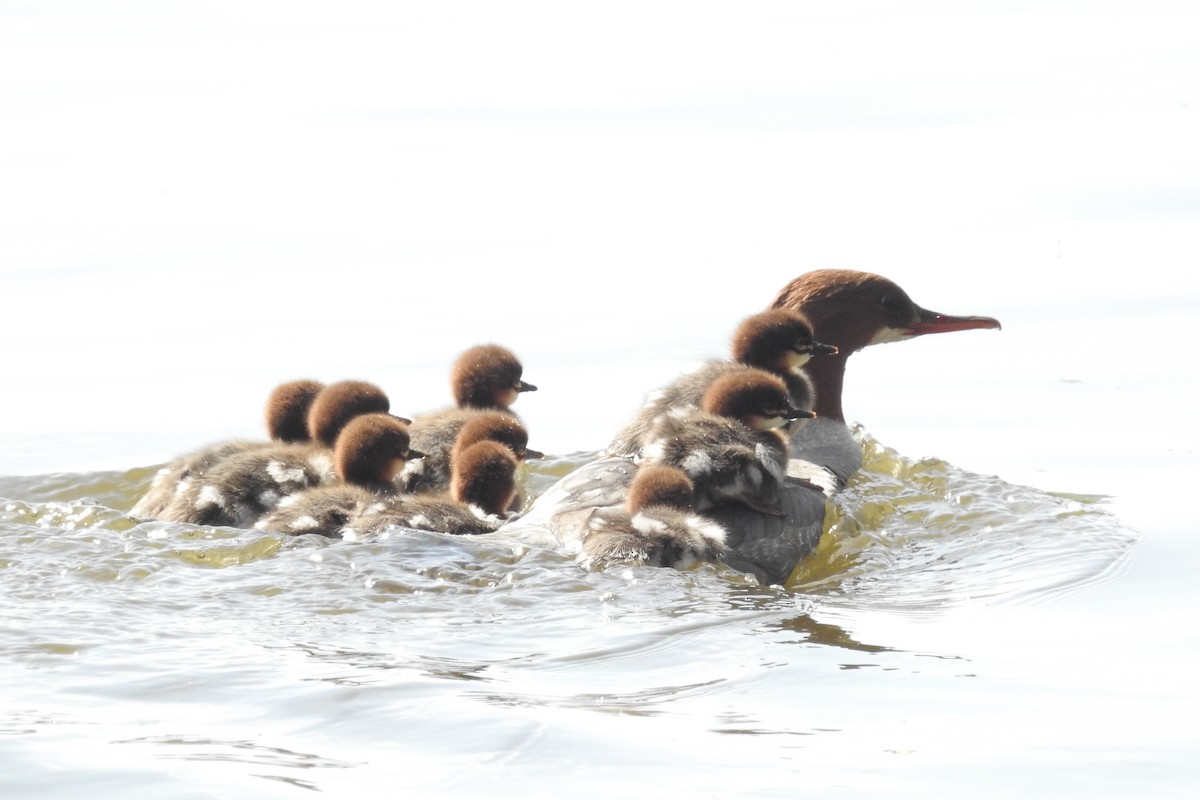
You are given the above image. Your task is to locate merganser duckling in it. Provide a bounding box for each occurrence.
[255,413,421,536]
[306,379,400,447]
[404,344,538,492]
[130,379,325,519]
[608,308,834,457]
[636,369,808,515]
[265,379,327,443]
[451,411,543,465]
[499,270,1000,584]
[348,440,520,538]
[578,465,728,570]
[399,409,540,494]
[451,343,537,409]
[154,380,397,527]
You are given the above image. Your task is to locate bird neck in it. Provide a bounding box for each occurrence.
[803,354,849,422]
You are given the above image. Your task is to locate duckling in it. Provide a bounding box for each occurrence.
[347,440,520,538]
[579,464,728,570]
[264,379,327,443]
[636,368,807,516]
[730,308,838,411]
[608,309,832,457]
[255,413,421,537]
[130,379,325,519]
[154,380,396,527]
[305,379,398,447]
[451,343,537,409]
[398,409,541,495]
[405,344,538,492]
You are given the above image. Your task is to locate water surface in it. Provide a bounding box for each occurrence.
[0,428,1157,797]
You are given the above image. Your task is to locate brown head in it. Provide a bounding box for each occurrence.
[451,410,543,463]
[307,380,399,448]
[772,269,1001,421]
[264,379,325,443]
[731,308,838,376]
[451,440,518,515]
[333,413,422,487]
[626,465,696,514]
[450,344,537,409]
[700,369,812,431]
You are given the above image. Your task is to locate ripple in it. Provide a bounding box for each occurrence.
[788,430,1139,610]
[2,438,1138,625]
[113,734,364,771]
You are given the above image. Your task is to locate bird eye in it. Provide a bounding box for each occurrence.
[880,294,904,311]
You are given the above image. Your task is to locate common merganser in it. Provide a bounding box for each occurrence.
[130,379,325,519]
[306,379,400,447]
[450,411,543,465]
[578,464,728,570]
[405,344,537,493]
[451,344,538,409]
[607,308,834,457]
[255,413,421,536]
[265,379,327,444]
[636,369,808,515]
[348,440,520,538]
[499,269,1000,584]
[152,381,398,527]
[400,409,540,495]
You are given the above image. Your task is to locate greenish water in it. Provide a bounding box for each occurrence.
[1,432,1153,797]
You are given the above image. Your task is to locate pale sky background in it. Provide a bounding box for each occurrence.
[2,1,1198,493]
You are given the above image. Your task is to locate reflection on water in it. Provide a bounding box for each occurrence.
[0,431,1142,795]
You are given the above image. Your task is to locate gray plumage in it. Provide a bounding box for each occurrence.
[131,439,265,519]
[402,408,536,499]
[577,464,728,570]
[256,486,506,539]
[132,379,326,519]
[608,308,827,457]
[609,361,815,458]
[255,484,381,537]
[401,407,480,493]
[637,409,789,516]
[579,504,728,570]
[155,444,336,528]
[345,495,508,538]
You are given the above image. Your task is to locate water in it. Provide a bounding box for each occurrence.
[4,1,1200,796]
[0,425,1172,797]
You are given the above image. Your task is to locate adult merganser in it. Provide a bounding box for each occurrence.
[498,269,1000,584]
[636,369,809,515]
[405,344,538,493]
[255,413,422,536]
[607,308,835,457]
[152,380,398,527]
[578,464,729,570]
[130,379,326,519]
